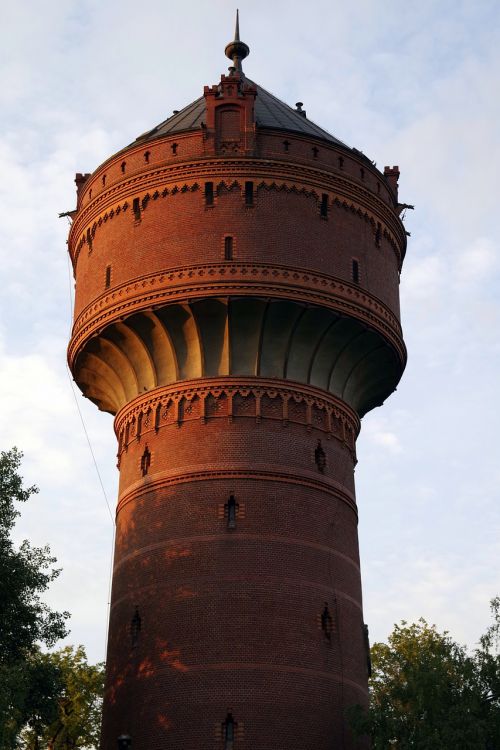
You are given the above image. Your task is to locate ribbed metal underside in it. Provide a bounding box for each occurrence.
[74,297,402,417]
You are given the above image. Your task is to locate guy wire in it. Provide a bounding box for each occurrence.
[65,249,116,659]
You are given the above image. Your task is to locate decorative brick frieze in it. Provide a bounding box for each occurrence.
[70,171,405,269]
[114,377,359,459]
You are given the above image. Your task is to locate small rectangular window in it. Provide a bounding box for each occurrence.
[245,181,254,206]
[225,495,238,529]
[320,193,328,218]
[224,236,233,260]
[105,265,112,289]
[352,259,359,284]
[133,197,141,221]
[205,181,214,206]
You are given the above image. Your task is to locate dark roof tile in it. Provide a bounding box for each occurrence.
[133,79,349,149]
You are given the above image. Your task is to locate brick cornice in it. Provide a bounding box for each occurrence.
[69,160,406,266]
[68,262,406,368]
[114,376,360,436]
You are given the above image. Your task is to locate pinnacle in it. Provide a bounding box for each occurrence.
[224,9,250,74]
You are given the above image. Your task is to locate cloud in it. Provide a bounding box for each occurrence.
[370,431,402,453]
[363,552,500,649]
[454,237,498,285]
[403,253,444,303]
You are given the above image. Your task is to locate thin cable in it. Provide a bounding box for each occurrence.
[103,523,116,659]
[65,245,115,659]
[66,365,117,658]
[65,366,115,525]
[65,250,114,523]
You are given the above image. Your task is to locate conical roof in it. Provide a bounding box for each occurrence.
[133,80,349,149]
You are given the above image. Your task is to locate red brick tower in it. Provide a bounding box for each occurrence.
[68,15,407,750]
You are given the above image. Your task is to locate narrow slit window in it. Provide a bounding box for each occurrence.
[321,603,333,641]
[171,142,178,155]
[121,161,126,173]
[141,446,151,476]
[312,146,319,159]
[320,193,328,218]
[102,174,106,186]
[131,606,141,647]
[352,259,360,284]
[205,181,214,206]
[224,236,233,260]
[315,441,326,473]
[223,712,236,749]
[245,181,254,206]
[105,265,111,289]
[314,440,326,474]
[144,151,150,163]
[133,197,141,221]
[338,156,344,170]
[225,495,239,529]
[360,167,365,180]
[283,140,290,152]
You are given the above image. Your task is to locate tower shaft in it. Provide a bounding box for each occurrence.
[105,378,364,747]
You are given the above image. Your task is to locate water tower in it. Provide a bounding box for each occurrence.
[67,15,407,749]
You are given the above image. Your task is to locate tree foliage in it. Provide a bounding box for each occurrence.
[19,646,105,750]
[350,601,500,749]
[0,448,69,749]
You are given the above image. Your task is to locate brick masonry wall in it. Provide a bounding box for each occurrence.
[102,381,369,750]
[72,181,401,319]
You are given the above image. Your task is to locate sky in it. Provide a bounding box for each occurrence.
[1,0,499,665]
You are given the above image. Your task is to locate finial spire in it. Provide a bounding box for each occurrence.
[235,9,240,41]
[225,9,250,74]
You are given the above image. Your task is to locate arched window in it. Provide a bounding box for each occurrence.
[223,712,236,749]
[141,446,151,476]
[315,441,326,473]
